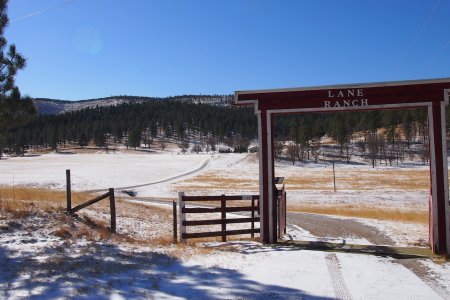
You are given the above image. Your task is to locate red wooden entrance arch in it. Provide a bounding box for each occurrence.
[235,78,450,255]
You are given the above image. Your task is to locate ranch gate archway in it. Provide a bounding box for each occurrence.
[235,78,450,255]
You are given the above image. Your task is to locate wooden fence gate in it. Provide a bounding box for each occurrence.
[178,193,260,242]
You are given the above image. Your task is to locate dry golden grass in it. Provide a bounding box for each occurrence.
[175,171,258,191]
[432,254,450,264]
[0,186,257,254]
[0,186,94,213]
[288,204,428,223]
[176,167,431,192]
[283,169,430,190]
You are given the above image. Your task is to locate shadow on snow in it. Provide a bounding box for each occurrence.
[0,241,333,300]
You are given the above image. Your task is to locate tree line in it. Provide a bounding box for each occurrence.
[274,108,434,167]
[1,99,258,156]
[2,95,443,169]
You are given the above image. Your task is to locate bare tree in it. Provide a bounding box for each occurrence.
[191,144,202,154]
[207,136,216,152]
[407,148,415,161]
[339,141,352,164]
[159,137,167,150]
[179,137,190,154]
[418,117,429,165]
[378,134,387,166]
[367,133,379,168]
[274,141,284,161]
[356,140,366,156]
[142,127,153,149]
[296,142,307,162]
[420,139,429,165]
[387,144,395,166]
[310,138,321,163]
[287,143,298,165]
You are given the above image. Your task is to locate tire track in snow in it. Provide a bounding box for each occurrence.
[325,253,353,300]
[87,159,210,193]
[397,259,450,299]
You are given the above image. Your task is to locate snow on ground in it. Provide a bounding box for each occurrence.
[1,150,450,299]
[356,217,429,247]
[0,151,209,192]
[287,224,372,245]
[336,253,442,299]
[286,190,428,211]
[2,209,449,299]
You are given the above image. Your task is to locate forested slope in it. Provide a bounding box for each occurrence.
[1,94,442,168]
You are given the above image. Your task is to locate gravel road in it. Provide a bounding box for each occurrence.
[286,211,395,245]
[287,211,449,299]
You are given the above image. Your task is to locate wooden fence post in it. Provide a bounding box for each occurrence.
[277,193,280,239]
[109,188,116,233]
[179,192,186,243]
[251,198,255,238]
[332,160,336,192]
[66,169,71,212]
[173,200,177,242]
[221,194,226,242]
[284,192,287,234]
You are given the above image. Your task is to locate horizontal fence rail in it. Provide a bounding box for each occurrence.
[66,169,116,233]
[70,191,111,214]
[178,193,260,242]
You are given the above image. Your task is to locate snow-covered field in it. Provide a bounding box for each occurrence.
[0,151,208,192]
[1,150,449,299]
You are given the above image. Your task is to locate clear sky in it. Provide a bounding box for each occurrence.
[5,0,450,100]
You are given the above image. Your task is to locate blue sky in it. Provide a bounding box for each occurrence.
[5,0,450,100]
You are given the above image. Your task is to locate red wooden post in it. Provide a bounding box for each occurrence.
[257,110,276,243]
[428,102,450,254]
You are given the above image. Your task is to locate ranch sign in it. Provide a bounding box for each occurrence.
[324,89,368,108]
[235,78,450,256]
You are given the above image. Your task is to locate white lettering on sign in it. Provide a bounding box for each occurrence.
[325,89,368,108]
[324,99,369,108]
[328,89,364,98]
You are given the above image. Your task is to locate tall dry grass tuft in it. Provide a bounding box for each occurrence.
[288,204,428,223]
[0,186,94,214]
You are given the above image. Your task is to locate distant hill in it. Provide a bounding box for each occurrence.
[33,95,233,115]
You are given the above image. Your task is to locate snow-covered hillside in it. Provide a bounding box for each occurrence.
[33,94,233,115]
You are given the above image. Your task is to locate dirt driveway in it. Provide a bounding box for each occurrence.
[286,211,395,245]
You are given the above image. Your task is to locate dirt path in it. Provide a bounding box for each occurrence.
[396,259,449,299]
[87,159,210,193]
[286,212,395,245]
[287,211,448,299]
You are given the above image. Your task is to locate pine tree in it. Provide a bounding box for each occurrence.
[0,0,35,157]
[128,127,142,149]
[0,1,25,96]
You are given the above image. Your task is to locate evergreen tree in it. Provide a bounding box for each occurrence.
[128,127,142,149]
[0,0,35,157]
[0,1,25,96]
[78,131,88,148]
[47,127,58,151]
